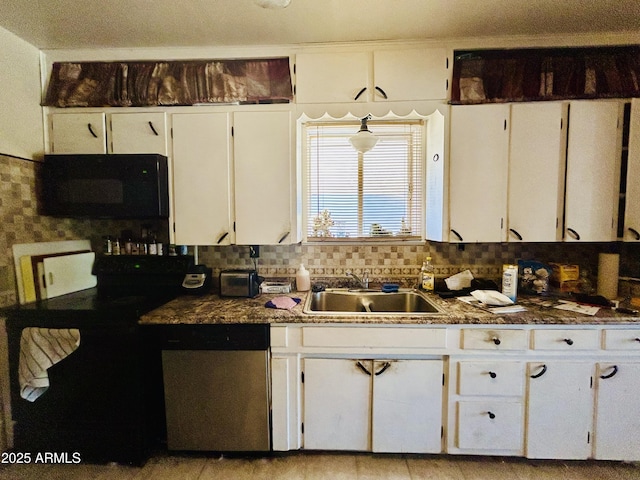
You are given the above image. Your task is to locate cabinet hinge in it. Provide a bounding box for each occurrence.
[301,371,304,383]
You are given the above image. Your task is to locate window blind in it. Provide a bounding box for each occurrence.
[305,120,424,240]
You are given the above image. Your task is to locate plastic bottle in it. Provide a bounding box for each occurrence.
[296,264,311,292]
[502,264,518,302]
[421,257,435,291]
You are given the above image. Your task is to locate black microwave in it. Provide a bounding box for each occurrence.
[40,153,169,219]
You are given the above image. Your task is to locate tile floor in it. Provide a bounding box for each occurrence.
[1,453,640,480]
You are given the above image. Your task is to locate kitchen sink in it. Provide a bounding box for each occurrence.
[303,288,443,315]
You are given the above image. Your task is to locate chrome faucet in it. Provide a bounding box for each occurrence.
[346,270,369,289]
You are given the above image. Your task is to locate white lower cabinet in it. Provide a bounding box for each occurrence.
[594,362,640,461]
[456,400,523,451]
[272,324,640,461]
[451,360,525,455]
[303,358,443,453]
[526,361,594,459]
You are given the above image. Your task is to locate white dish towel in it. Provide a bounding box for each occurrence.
[19,327,81,402]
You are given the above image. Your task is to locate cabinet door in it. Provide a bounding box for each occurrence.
[49,112,107,153]
[624,99,640,241]
[564,100,621,242]
[594,363,640,461]
[456,401,523,452]
[449,105,509,242]
[233,111,293,245]
[295,52,370,103]
[373,48,448,101]
[303,358,371,451]
[109,112,168,155]
[508,102,567,242]
[172,113,232,245]
[372,359,443,453]
[526,361,593,459]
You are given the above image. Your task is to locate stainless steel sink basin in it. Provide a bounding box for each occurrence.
[303,288,443,315]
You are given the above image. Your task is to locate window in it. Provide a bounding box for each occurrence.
[303,119,424,241]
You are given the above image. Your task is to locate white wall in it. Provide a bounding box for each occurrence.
[0,26,44,160]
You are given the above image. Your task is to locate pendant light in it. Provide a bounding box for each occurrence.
[349,115,379,153]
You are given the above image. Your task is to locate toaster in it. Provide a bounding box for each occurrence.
[219,270,262,298]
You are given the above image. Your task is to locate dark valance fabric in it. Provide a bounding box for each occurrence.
[43,58,293,107]
[452,46,640,104]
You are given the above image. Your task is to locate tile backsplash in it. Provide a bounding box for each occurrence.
[2,153,639,305]
[198,241,639,288]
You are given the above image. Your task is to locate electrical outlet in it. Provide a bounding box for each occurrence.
[249,245,260,258]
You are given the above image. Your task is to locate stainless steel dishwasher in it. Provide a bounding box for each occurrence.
[158,324,270,452]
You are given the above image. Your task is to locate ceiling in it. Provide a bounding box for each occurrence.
[0,0,639,50]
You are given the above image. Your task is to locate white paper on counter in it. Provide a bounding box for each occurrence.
[457,296,526,314]
[553,301,600,316]
[488,305,527,314]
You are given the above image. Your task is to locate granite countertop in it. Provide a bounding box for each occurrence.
[138,290,640,326]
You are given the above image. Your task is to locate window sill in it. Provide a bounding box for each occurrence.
[303,237,426,246]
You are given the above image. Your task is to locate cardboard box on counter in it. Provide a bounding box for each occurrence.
[549,263,580,292]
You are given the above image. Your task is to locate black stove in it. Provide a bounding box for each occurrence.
[5,255,194,326]
[2,254,195,465]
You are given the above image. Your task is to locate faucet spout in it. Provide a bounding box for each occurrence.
[346,270,369,289]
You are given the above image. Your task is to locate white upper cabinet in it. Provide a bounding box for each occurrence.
[171,112,233,246]
[109,112,168,155]
[372,48,448,101]
[295,47,448,103]
[233,110,295,245]
[295,52,370,104]
[449,104,509,243]
[49,112,107,153]
[623,99,640,241]
[507,102,567,242]
[49,111,168,155]
[564,100,622,242]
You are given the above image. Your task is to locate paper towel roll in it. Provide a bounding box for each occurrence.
[597,253,619,300]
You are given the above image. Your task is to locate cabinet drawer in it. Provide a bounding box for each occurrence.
[461,329,527,351]
[532,329,599,350]
[301,327,446,349]
[603,329,640,350]
[458,361,524,396]
[456,401,523,451]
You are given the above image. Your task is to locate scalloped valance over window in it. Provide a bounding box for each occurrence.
[43,58,293,107]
